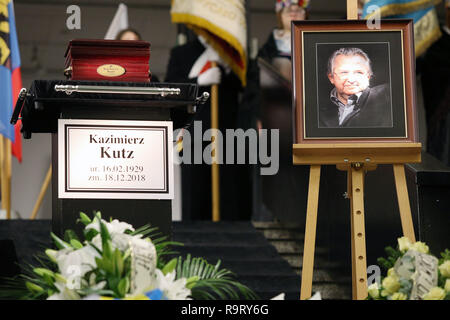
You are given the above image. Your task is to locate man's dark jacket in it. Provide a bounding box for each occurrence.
[319,84,392,127]
[165,38,251,220]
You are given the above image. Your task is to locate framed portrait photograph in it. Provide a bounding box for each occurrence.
[292,20,418,144]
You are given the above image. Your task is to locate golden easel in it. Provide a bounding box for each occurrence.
[295,142,421,300]
[294,0,421,300]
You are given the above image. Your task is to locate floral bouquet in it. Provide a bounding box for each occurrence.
[367,237,449,300]
[0,212,258,300]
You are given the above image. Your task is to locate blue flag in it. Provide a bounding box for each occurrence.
[0,0,21,142]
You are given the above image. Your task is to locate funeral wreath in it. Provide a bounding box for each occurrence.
[367,237,450,300]
[0,212,258,300]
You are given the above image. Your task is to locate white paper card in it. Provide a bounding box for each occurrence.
[58,119,173,199]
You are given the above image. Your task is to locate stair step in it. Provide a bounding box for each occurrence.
[172,232,268,245]
[219,260,294,276]
[252,221,303,230]
[253,284,352,300]
[261,229,304,241]
[312,283,352,300]
[173,245,281,262]
[235,275,301,292]
[280,253,336,268]
[292,269,352,283]
[174,221,258,233]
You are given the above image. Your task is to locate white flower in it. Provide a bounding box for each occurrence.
[381,275,400,296]
[55,246,100,282]
[86,217,134,235]
[368,282,380,299]
[398,237,412,253]
[389,292,407,300]
[151,269,191,300]
[86,217,137,251]
[411,241,429,254]
[271,293,285,300]
[439,260,450,278]
[445,279,450,293]
[387,268,397,277]
[83,294,102,300]
[47,280,81,300]
[422,287,446,300]
[308,292,322,300]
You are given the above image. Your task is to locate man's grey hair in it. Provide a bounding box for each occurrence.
[327,47,373,76]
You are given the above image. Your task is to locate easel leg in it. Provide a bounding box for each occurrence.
[350,167,368,300]
[393,164,416,242]
[300,165,321,300]
[347,168,356,297]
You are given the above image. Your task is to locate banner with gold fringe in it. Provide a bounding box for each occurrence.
[170,0,247,86]
[363,0,443,56]
[363,0,441,17]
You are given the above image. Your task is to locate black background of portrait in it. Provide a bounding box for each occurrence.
[301,30,407,138]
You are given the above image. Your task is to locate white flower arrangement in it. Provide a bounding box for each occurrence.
[0,212,258,300]
[368,237,450,300]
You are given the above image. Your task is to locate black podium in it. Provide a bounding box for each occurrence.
[12,80,205,239]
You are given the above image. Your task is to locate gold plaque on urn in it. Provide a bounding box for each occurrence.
[97,64,126,77]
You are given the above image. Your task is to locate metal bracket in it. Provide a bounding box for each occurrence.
[54,84,181,97]
[10,88,30,125]
[195,92,210,106]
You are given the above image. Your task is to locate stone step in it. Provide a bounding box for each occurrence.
[252,221,303,230]
[260,229,304,241]
[252,219,353,300]
[293,268,352,283]
[269,240,329,255]
[274,268,350,283]
[257,284,352,300]
[312,283,352,300]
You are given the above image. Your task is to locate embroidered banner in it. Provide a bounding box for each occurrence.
[171,0,247,86]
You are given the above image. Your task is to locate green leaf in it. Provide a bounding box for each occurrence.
[50,232,71,250]
[93,211,102,220]
[185,276,199,289]
[117,277,129,298]
[77,212,92,225]
[33,268,55,279]
[114,249,124,276]
[64,229,80,243]
[25,281,44,293]
[174,255,258,300]
[162,258,177,275]
[70,239,83,249]
[45,249,58,264]
[84,228,99,242]
[98,218,112,259]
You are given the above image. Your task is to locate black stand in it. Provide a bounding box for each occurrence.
[12,80,203,239]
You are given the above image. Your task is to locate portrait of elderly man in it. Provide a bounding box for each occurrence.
[319,47,393,128]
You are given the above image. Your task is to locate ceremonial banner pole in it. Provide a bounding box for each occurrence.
[5,139,11,219]
[0,136,10,219]
[211,61,220,222]
[0,136,4,216]
[171,0,248,222]
[347,0,358,20]
[30,164,52,220]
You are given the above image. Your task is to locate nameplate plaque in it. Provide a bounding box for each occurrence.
[58,119,173,199]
